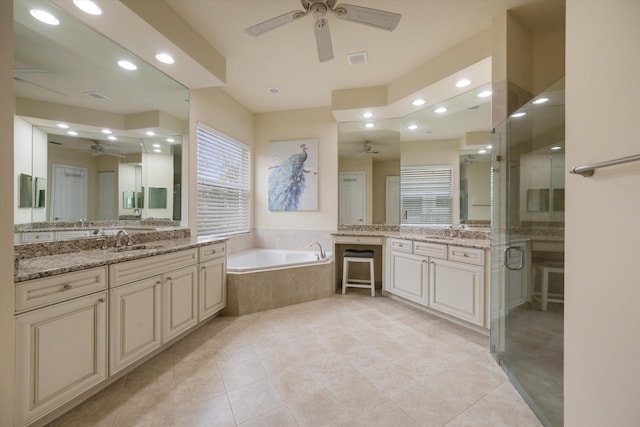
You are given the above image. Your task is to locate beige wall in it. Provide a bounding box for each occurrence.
[0,1,14,424]
[565,1,640,425]
[254,107,338,231]
[188,87,254,235]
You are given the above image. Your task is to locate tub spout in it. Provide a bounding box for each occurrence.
[309,241,326,259]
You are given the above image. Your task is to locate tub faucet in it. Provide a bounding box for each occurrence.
[92,229,108,249]
[115,230,131,248]
[309,241,326,259]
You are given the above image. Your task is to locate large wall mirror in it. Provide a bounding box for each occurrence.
[13,0,188,226]
[338,81,492,227]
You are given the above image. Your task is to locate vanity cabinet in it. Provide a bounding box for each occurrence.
[386,238,488,327]
[15,291,107,427]
[109,276,162,375]
[109,249,199,374]
[198,243,227,321]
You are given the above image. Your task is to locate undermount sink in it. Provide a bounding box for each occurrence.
[111,244,162,252]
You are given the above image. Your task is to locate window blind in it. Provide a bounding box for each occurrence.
[197,123,250,237]
[400,165,453,225]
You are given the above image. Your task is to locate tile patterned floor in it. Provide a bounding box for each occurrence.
[50,293,543,427]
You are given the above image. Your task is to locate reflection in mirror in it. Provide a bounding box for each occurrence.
[34,177,46,208]
[19,174,33,208]
[149,188,168,209]
[13,0,188,226]
[337,82,492,227]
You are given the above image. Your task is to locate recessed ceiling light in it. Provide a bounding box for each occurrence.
[364,122,375,128]
[456,79,471,88]
[67,131,78,136]
[511,112,527,118]
[412,98,426,106]
[73,0,102,15]
[145,131,155,136]
[152,143,161,148]
[153,149,161,153]
[166,137,175,143]
[551,146,562,151]
[362,112,374,119]
[407,124,419,130]
[56,123,69,129]
[30,9,59,25]
[434,107,447,114]
[155,53,175,65]
[107,135,117,141]
[101,129,112,134]
[479,149,487,154]
[477,90,492,98]
[532,97,550,104]
[117,60,137,71]
[267,86,280,94]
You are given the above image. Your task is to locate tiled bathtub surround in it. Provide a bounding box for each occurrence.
[224,261,334,316]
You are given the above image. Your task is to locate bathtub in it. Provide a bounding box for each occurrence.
[227,248,333,273]
[223,249,334,315]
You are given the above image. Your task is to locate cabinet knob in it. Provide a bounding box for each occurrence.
[98,297,105,303]
[63,284,72,290]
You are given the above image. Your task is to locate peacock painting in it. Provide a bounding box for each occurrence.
[268,139,318,211]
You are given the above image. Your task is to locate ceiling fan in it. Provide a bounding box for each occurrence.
[357,141,379,155]
[87,141,125,158]
[245,0,401,62]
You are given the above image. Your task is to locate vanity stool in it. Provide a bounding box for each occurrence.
[342,249,375,296]
[532,260,564,311]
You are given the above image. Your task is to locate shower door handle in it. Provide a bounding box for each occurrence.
[504,246,524,271]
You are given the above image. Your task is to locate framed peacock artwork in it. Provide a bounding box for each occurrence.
[268,139,319,211]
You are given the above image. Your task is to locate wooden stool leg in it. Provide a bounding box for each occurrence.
[369,259,375,296]
[342,258,348,294]
[541,268,549,311]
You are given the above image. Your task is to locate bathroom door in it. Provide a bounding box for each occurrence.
[490,78,565,427]
[50,164,87,221]
[339,172,365,224]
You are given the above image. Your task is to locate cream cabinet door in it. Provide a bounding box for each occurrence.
[162,265,198,342]
[389,251,428,305]
[109,276,162,375]
[199,258,226,321]
[429,259,485,326]
[15,292,108,426]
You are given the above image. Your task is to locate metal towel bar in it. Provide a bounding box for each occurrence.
[570,153,640,177]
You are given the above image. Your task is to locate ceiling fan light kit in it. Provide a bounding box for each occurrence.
[246,0,401,62]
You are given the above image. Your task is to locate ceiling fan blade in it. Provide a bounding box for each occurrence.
[314,18,334,62]
[333,4,401,31]
[245,10,308,36]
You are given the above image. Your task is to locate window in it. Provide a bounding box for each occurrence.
[400,165,453,225]
[197,123,250,237]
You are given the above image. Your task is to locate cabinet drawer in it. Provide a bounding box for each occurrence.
[414,241,447,259]
[389,238,413,253]
[199,242,226,262]
[334,235,384,245]
[15,267,107,313]
[109,248,198,288]
[448,246,485,266]
[22,232,55,243]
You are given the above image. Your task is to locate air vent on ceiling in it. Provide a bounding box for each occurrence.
[347,51,368,66]
[85,91,109,100]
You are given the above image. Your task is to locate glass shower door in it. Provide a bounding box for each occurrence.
[491,78,565,427]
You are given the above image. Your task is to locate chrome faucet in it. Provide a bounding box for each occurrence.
[309,241,326,259]
[115,230,131,248]
[92,229,108,249]
[447,224,455,238]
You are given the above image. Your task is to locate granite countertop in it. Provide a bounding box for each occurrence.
[15,236,226,283]
[332,230,491,249]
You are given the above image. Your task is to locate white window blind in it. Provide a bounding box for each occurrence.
[197,124,250,237]
[400,165,453,225]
